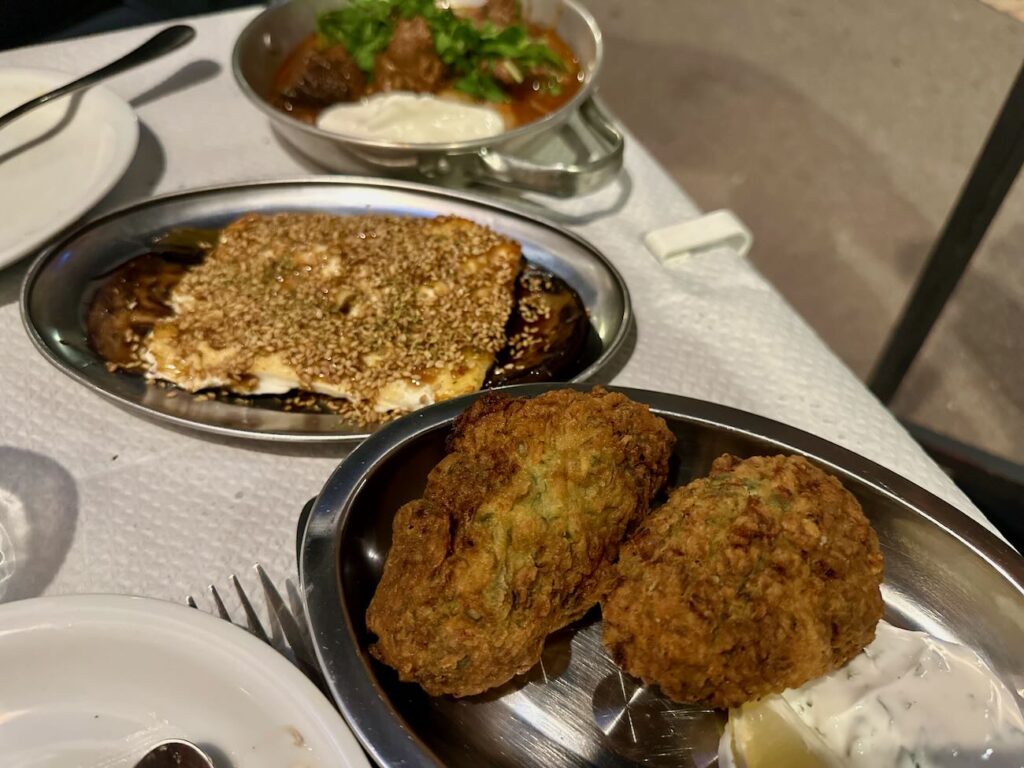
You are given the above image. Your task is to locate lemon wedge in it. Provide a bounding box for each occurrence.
[725,696,844,768]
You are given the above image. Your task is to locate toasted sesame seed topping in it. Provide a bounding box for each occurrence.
[144,213,522,423]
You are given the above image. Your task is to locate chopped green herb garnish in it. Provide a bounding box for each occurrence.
[453,69,509,102]
[318,0,394,72]
[317,0,565,102]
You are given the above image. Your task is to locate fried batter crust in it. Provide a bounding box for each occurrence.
[602,454,884,708]
[366,388,675,697]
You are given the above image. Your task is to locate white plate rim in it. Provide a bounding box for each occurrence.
[0,593,371,768]
[0,66,139,269]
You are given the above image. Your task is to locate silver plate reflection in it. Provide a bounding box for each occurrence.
[300,384,1024,767]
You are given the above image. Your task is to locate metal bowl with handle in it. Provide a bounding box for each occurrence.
[232,0,623,196]
[299,383,1024,767]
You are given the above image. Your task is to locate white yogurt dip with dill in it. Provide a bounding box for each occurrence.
[722,621,1024,767]
[317,92,506,143]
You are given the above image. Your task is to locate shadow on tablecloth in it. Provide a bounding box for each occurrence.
[99,121,166,213]
[0,447,78,602]
[129,58,221,110]
[0,260,27,308]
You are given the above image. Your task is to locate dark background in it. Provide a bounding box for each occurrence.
[1,0,252,50]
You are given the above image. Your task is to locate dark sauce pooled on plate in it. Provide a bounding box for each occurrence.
[484,266,589,387]
[86,230,215,372]
[86,231,592,416]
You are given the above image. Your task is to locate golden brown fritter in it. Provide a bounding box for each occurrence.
[366,387,675,697]
[602,454,884,709]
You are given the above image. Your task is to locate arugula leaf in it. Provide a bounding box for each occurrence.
[317,0,566,102]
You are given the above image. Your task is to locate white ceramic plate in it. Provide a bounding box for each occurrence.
[0,68,138,270]
[0,595,370,768]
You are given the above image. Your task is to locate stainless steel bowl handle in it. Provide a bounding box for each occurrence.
[471,96,624,197]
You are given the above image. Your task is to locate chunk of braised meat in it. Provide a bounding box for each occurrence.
[482,0,522,27]
[459,0,521,28]
[373,17,445,93]
[280,44,366,106]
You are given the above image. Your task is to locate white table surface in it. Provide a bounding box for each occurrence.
[0,9,994,610]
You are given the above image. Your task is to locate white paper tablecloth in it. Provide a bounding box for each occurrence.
[0,9,990,608]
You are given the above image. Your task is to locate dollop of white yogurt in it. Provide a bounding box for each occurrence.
[769,621,1024,766]
[317,92,506,143]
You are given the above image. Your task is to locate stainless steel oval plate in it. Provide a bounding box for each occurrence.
[300,384,1024,768]
[21,179,630,443]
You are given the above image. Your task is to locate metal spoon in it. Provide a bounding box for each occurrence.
[0,24,196,131]
[133,738,214,768]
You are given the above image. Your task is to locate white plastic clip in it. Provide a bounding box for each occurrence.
[643,209,753,263]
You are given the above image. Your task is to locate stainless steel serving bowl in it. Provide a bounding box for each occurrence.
[300,384,1024,767]
[232,0,623,196]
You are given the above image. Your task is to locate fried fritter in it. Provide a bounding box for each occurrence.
[602,454,884,709]
[366,387,675,697]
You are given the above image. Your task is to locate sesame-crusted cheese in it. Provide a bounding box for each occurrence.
[141,212,522,423]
